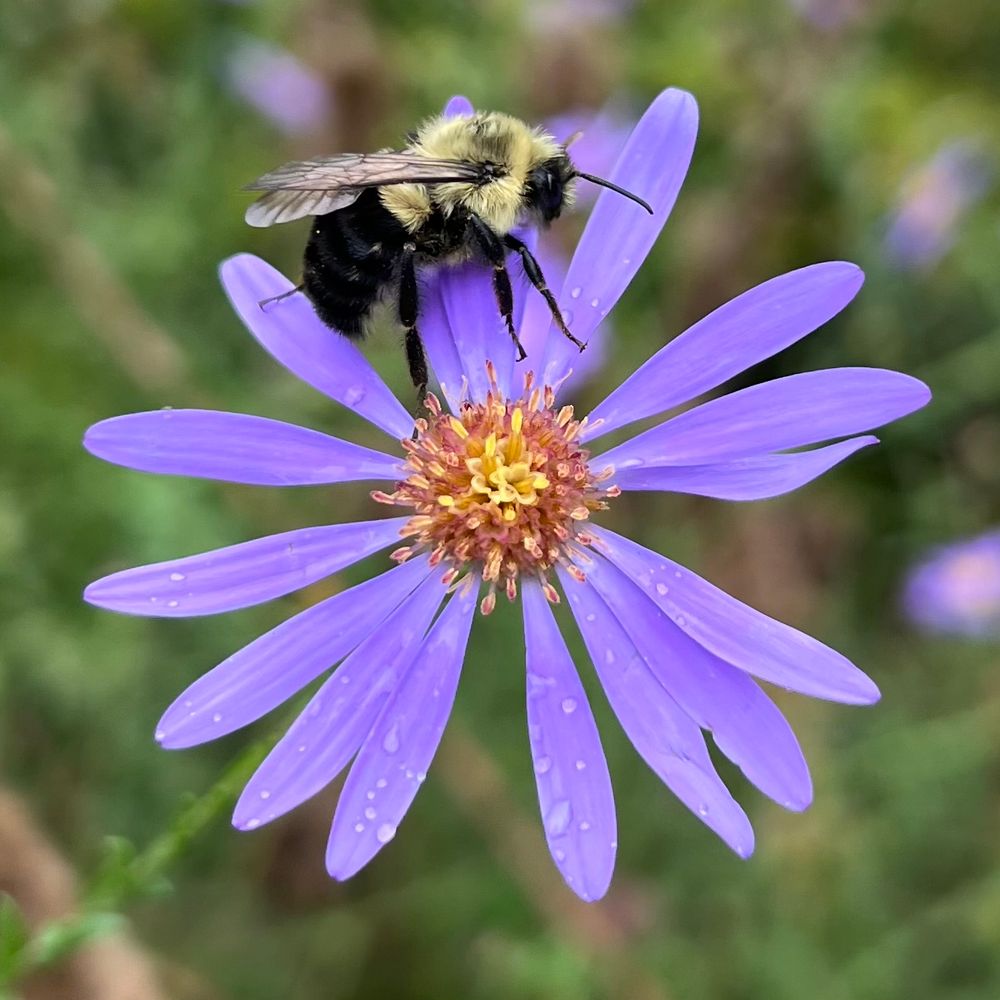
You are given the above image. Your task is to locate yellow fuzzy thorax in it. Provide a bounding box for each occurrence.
[379,112,565,236]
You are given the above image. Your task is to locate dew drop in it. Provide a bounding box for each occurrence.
[366,790,376,800]
[579,820,591,831]
[675,615,687,627]
[376,778,387,789]
[376,823,397,844]
[656,583,669,596]
[674,570,682,579]
[154,729,165,741]
[604,648,615,665]
[364,806,376,820]
[354,822,365,833]
[585,613,596,623]
[167,600,179,608]
[553,848,566,862]
[149,596,158,604]
[589,297,600,309]
[212,712,223,723]
[340,675,351,684]
[570,286,582,300]
[561,697,578,715]
[169,572,186,582]
[575,759,586,771]
[345,385,367,406]
[382,725,400,754]
[534,755,552,775]
[697,803,710,817]
[297,744,307,753]
[416,771,427,783]
[244,818,261,830]
[545,799,572,836]
[259,790,271,800]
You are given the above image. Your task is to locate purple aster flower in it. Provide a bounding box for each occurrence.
[788,0,868,31]
[225,35,331,136]
[902,530,1000,638]
[885,141,993,271]
[84,89,930,901]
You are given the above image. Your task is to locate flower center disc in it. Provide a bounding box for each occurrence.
[376,375,618,613]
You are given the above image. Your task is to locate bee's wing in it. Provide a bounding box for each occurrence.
[244,152,485,227]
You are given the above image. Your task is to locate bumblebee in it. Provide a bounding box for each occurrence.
[245,110,651,400]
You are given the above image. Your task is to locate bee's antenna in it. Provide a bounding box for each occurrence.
[572,171,654,214]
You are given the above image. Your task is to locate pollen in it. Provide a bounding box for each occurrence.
[377,372,617,613]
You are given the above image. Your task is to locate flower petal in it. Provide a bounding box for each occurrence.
[599,369,930,467]
[155,556,432,748]
[326,576,479,879]
[539,88,698,387]
[557,567,754,856]
[84,410,402,485]
[522,580,616,901]
[589,527,880,704]
[418,272,466,411]
[444,95,474,118]
[220,254,414,440]
[581,555,812,811]
[85,518,409,618]
[612,436,878,501]
[232,571,447,829]
[583,262,865,440]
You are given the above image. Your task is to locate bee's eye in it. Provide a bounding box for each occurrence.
[528,165,565,222]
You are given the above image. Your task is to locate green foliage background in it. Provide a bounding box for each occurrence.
[1,1,999,998]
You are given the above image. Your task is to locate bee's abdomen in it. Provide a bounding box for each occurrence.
[303,190,407,338]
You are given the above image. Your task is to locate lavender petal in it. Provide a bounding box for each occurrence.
[232,572,447,829]
[325,578,478,880]
[540,88,698,386]
[557,567,755,856]
[85,517,409,618]
[582,556,812,811]
[612,436,878,500]
[584,263,865,440]
[599,369,930,468]
[220,254,414,440]
[84,410,402,485]
[155,556,431,748]
[522,580,616,901]
[443,95,474,118]
[590,526,880,704]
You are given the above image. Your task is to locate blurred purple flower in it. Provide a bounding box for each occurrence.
[885,142,993,271]
[544,106,634,199]
[788,0,868,31]
[902,530,1000,637]
[225,35,331,135]
[527,0,635,31]
[84,89,930,901]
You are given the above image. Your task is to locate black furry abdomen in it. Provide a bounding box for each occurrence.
[302,189,408,339]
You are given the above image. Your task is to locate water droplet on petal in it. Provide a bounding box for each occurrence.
[354,822,365,833]
[364,806,376,820]
[345,385,366,407]
[697,803,709,817]
[545,799,572,836]
[570,286,582,299]
[579,820,591,831]
[553,848,566,862]
[416,771,426,783]
[535,756,552,775]
[169,572,186,582]
[366,790,375,800]
[376,778,387,789]
[604,649,615,665]
[575,759,586,771]
[259,790,270,800]
[589,297,599,309]
[585,613,596,623]
[561,698,578,715]
[376,823,397,844]
[297,744,307,753]
[675,615,687,627]
[656,583,669,596]
[167,600,179,608]
[382,725,400,754]
[244,819,260,830]
[212,712,223,723]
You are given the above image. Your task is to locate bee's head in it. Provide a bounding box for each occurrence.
[526,154,576,224]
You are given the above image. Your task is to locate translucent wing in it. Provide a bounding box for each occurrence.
[244,152,485,227]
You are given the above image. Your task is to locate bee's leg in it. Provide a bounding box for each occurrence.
[399,244,429,413]
[502,233,585,351]
[469,217,527,361]
[258,284,305,311]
